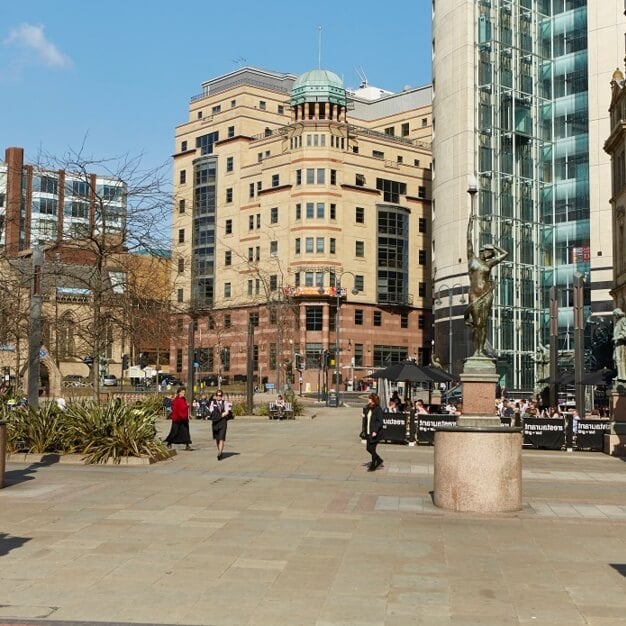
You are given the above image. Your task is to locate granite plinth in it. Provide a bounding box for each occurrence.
[433,426,523,513]
[459,359,499,417]
[604,389,626,456]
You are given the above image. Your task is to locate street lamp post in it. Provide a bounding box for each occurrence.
[334,272,360,407]
[435,283,465,374]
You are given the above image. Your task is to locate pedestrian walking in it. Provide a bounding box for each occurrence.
[364,392,384,471]
[209,389,231,460]
[164,386,193,451]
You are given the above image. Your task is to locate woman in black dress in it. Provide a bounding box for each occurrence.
[209,389,231,460]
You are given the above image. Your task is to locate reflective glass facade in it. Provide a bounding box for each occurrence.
[474,0,590,389]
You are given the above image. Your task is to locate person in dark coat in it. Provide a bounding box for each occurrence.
[164,387,193,450]
[364,392,384,471]
[209,389,231,460]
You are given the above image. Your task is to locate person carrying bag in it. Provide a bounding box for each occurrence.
[208,389,231,460]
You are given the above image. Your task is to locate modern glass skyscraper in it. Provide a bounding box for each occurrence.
[432,0,622,391]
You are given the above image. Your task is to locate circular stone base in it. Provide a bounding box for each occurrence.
[433,427,522,513]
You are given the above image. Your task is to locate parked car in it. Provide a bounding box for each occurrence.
[62,374,90,388]
[102,374,119,387]
[159,375,183,388]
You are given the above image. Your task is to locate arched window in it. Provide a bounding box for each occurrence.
[58,313,76,358]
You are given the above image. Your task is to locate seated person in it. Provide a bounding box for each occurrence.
[387,398,399,413]
[414,399,429,415]
[275,394,286,416]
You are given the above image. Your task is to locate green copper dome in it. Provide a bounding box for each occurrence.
[291,69,346,107]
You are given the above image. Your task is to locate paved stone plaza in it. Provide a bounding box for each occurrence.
[1,400,625,625]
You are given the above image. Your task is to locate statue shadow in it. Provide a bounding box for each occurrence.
[0,531,31,557]
[3,453,61,488]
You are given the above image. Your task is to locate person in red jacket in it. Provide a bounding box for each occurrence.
[164,386,193,451]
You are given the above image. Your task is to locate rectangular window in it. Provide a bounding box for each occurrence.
[256,213,261,228]
[355,241,364,257]
[178,199,185,213]
[248,280,253,296]
[316,203,324,218]
[305,237,314,253]
[212,105,221,114]
[248,247,254,262]
[249,215,254,230]
[226,157,234,172]
[354,343,364,367]
[270,274,278,291]
[330,169,337,185]
[224,283,232,298]
[255,246,260,261]
[272,174,280,187]
[384,126,395,136]
[355,173,365,186]
[278,105,284,114]
[316,237,324,253]
[306,202,314,219]
[418,250,427,265]
[296,169,302,185]
[401,122,410,137]
[418,186,427,199]
[374,311,382,327]
[177,258,184,273]
[355,207,365,223]
[330,238,336,254]
[316,168,325,184]
[270,207,278,223]
[179,170,186,184]
[249,183,255,198]
[355,310,364,325]
[418,217,427,233]
[418,315,425,329]
[295,238,301,254]
[355,275,364,292]
[257,181,262,194]
[177,288,183,303]
[295,203,301,219]
[176,348,183,373]
[306,306,323,331]
[373,150,384,159]
[401,313,409,329]
[225,251,231,266]
[306,168,315,184]
[270,241,278,256]
[225,219,232,234]
[228,125,235,137]
[259,100,266,110]
[178,229,185,243]
[230,100,236,108]
[224,314,231,328]
[418,282,426,297]
[226,188,233,203]
[422,117,428,127]
[330,204,336,219]
[255,279,260,295]
[181,141,187,152]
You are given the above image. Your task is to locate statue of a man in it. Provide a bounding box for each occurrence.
[613,308,626,381]
[464,207,508,357]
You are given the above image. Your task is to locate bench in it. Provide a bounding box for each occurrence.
[268,402,294,420]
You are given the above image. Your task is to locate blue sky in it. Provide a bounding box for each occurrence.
[1,1,432,175]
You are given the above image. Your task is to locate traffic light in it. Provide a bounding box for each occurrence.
[139,352,148,369]
[121,354,129,370]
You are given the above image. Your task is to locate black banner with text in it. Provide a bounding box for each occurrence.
[416,414,458,444]
[575,419,611,451]
[523,417,565,449]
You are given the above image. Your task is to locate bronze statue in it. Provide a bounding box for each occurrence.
[613,308,626,381]
[464,204,508,357]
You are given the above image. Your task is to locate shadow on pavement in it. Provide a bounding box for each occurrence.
[610,563,626,578]
[0,531,31,556]
[3,453,60,488]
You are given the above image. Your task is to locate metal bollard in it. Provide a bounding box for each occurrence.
[0,420,6,488]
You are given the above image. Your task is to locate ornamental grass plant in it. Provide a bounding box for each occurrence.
[2,397,169,464]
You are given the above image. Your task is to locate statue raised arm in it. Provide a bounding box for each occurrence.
[464,203,508,357]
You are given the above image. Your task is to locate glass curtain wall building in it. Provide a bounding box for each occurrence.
[432,0,617,391]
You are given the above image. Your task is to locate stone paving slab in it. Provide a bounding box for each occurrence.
[1,406,626,625]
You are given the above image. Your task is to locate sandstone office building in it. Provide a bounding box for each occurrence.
[170,67,433,391]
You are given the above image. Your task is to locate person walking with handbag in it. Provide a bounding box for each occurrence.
[164,387,193,451]
[364,392,384,471]
[209,389,231,460]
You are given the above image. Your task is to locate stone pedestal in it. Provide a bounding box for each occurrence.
[433,427,523,512]
[458,356,500,427]
[605,386,626,456]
